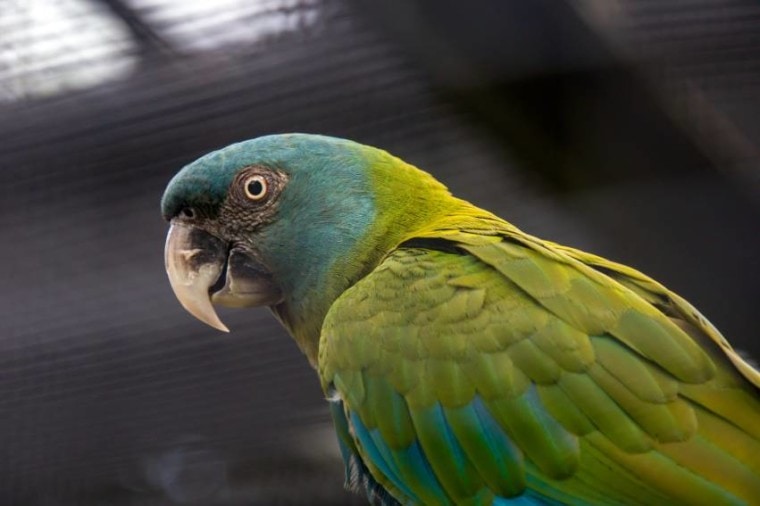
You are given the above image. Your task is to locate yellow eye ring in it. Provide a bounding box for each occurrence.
[243,175,268,200]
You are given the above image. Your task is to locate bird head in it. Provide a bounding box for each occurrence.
[161,134,454,350]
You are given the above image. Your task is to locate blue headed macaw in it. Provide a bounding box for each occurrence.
[162,134,759,505]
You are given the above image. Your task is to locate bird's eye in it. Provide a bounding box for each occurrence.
[180,207,196,219]
[244,175,268,201]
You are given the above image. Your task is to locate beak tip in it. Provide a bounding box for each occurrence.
[183,302,230,334]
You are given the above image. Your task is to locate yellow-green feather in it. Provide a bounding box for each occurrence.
[319,202,760,505]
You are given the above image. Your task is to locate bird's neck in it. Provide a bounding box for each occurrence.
[271,196,496,369]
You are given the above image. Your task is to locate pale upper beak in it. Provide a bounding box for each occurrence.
[164,222,282,332]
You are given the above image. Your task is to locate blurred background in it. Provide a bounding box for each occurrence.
[1,0,758,504]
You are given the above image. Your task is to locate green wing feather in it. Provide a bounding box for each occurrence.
[319,220,760,505]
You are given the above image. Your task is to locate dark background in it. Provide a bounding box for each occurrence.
[1,0,758,504]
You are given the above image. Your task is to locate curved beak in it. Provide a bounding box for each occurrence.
[164,222,282,332]
[165,223,230,331]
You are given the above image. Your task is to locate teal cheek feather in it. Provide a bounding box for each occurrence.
[250,137,378,308]
[260,192,375,308]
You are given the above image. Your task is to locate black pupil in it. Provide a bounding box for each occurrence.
[181,207,195,218]
[247,179,264,197]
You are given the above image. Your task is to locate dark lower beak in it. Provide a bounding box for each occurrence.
[164,222,282,332]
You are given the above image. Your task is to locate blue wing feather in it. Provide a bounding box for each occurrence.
[329,399,401,506]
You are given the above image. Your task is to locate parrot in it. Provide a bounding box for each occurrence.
[161,134,760,505]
